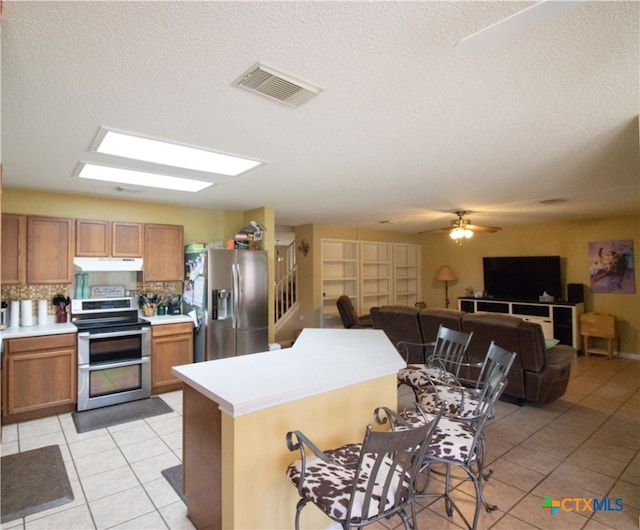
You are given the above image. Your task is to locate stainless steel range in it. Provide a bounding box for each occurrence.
[71,297,151,411]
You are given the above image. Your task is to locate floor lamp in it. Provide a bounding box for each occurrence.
[435,265,457,308]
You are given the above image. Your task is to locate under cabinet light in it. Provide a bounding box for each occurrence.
[93,129,262,176]
[76,163,214,192]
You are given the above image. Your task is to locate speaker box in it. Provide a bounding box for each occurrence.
[567,283,584,304]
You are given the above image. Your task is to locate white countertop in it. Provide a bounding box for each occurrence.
[0,313,193,340]
[141,314,194,326]
[171,328,405,417]
[0,322,77,339]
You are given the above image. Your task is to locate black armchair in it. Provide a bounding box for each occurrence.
[336,295,373,328]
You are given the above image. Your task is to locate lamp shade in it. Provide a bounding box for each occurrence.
[435,265,457,282]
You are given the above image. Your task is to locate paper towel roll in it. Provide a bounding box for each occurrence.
[21,300,34,327]
[38,299,48,326]
[10,301,20,328]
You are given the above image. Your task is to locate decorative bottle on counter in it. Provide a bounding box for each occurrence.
[74,273,83,299]
[81,273,90,299]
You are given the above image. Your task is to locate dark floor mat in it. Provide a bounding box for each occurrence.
[161,464,186,504]
[1,445,74,523]
[71,397,173,433]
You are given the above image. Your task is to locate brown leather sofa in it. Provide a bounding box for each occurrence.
[370,306,424,363]
[371,305,577,403]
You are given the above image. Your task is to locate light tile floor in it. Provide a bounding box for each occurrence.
[1,355,638,529]
[1,391,193,530]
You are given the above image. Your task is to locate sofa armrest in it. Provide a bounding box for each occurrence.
[546,344,577,368]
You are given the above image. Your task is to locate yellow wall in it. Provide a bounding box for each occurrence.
[419,215,639,354]
[222,374,398,529]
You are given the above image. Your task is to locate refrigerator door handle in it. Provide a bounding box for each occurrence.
[232,263,240,329]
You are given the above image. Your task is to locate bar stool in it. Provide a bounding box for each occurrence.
[579,312,619,359]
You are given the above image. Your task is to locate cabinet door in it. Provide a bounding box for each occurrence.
[112,221,143,257]
[151,323,193,393]
[3,335,77,421]
[143,224,184,281]
[76,218,111,256]
[1,213,27,284]
[27,216,75,284]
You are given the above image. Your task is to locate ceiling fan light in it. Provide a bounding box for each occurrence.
[449,226,474,241]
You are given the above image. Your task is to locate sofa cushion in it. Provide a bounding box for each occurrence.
[418,309,465,343]
[375,305,424,364]
[461,313,527,399]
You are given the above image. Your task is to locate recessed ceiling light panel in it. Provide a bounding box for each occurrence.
[75,163,215,193]
[92,128,263,176]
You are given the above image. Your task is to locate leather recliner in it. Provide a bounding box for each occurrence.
[336,295,373,329]
[460,313,575,403]
[370,305,577,403]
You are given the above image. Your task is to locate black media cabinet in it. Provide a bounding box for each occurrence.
[458,297,584,349]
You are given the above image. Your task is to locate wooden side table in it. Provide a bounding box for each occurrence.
[579,312,618,359]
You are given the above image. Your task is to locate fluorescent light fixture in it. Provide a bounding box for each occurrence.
[94,129,262,176]
[77,163,214,192]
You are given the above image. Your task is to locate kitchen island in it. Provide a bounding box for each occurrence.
[171,327,405,530]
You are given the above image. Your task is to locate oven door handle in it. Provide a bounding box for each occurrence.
[78,328,150,340]
[79,357,150,372]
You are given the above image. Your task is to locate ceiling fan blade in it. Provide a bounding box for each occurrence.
[468,224,501,233]
[421,223,501,234]
[454,1,584,54]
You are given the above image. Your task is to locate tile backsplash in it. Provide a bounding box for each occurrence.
[1,282,181,316]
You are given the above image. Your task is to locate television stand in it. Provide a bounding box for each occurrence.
[458,297,584,349]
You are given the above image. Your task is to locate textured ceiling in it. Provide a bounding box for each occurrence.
[2,1,638,233]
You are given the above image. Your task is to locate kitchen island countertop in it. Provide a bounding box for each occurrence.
[172,327,404,417]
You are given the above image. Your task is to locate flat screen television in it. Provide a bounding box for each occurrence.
[483,256,562,302]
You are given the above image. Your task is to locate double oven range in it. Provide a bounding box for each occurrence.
[71,297,151,411]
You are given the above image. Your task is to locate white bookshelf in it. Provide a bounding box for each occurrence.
[321,239,421,327]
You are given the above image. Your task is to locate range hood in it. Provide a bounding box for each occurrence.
[73,257,143,272]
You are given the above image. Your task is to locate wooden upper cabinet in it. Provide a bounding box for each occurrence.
[76,219,143,257]
[143,223,184,282]
[76,219,111,256]
[112,221,143,257]
[27,216,75,284]
[1,213,27,285]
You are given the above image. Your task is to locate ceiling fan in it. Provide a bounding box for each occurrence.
[439,211,501,243]
[454,0,584,54]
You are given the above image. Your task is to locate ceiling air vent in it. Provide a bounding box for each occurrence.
[233,63,323,107]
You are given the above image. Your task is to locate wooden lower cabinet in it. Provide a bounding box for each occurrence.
[2,333,77,423]
[151,322,194,394]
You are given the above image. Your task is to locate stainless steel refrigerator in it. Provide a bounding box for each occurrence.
[183,245,268,362]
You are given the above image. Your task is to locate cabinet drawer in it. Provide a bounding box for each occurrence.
[7,333,76,354]
[152,322,193,337]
